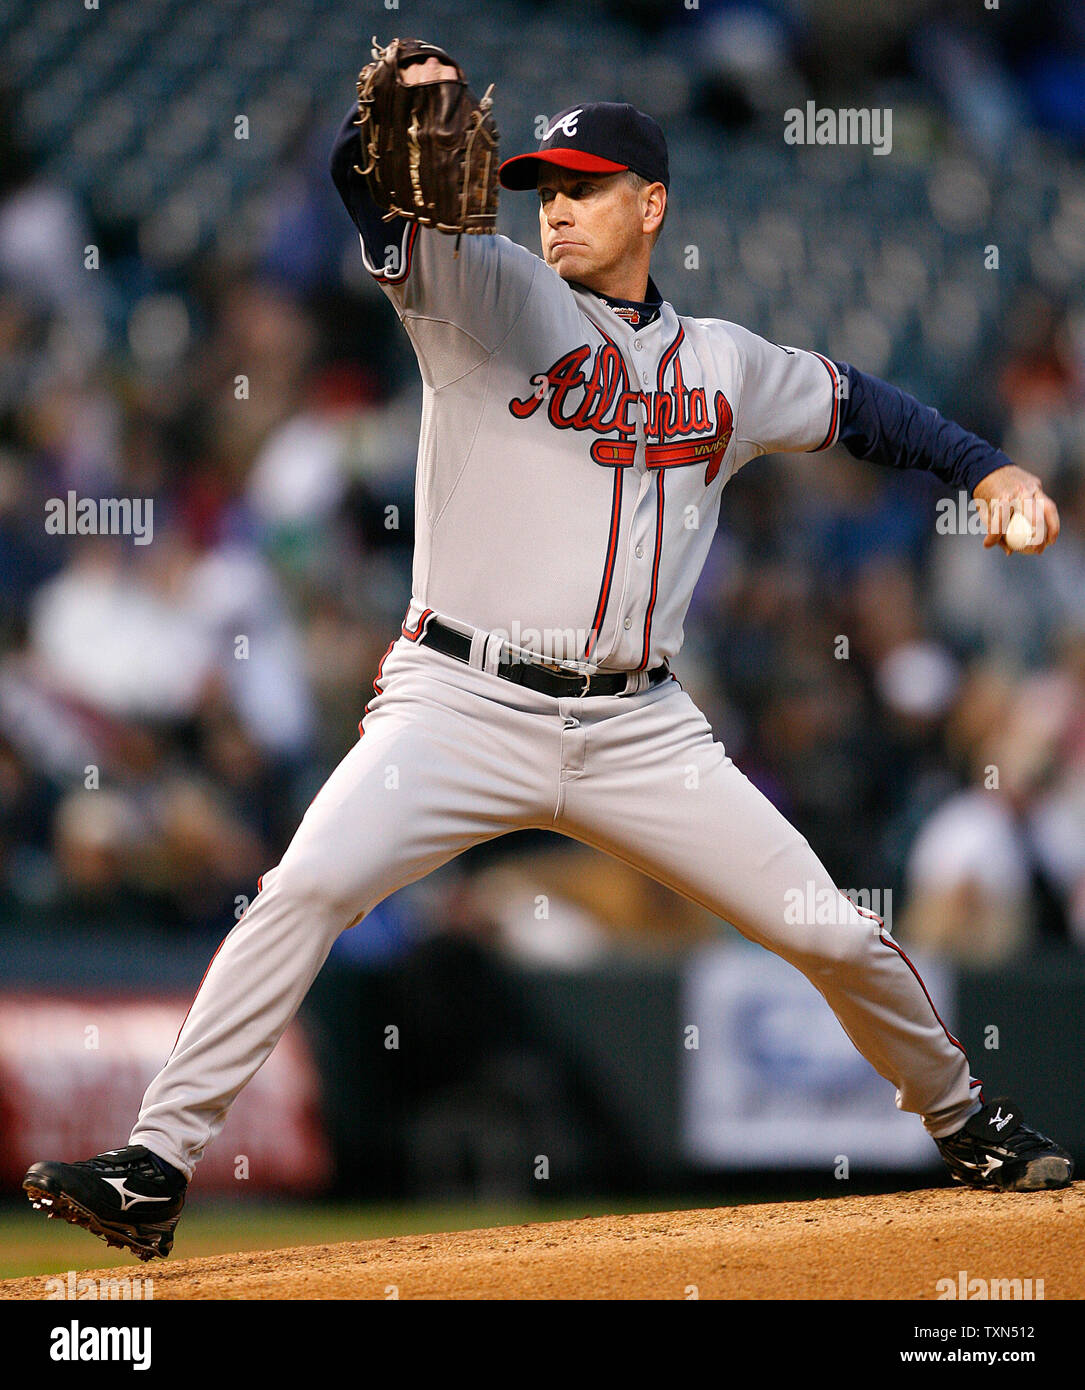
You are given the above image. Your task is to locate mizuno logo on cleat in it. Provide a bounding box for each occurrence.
[954,1153,1005,1181]
[102,1177,173,1212]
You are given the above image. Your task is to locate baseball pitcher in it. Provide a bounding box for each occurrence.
[23,39,1071,1261]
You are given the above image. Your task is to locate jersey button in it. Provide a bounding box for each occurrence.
[635,545,644,558]
[623,617,632,630]
[634,339,643,351]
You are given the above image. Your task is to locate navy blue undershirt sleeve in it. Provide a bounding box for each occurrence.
[832,360,1010,496]
[330,104,411,268]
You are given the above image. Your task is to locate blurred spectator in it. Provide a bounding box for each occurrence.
[901,785,1034,965]
[28,533,314,757]
[52,788,145,914]
[0,92,92,315]
[466,846,721,965]
[900,653,1085,962]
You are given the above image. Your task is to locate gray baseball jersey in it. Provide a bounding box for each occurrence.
[366,219,841,669]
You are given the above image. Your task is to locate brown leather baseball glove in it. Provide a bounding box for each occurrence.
[354,37,499,239]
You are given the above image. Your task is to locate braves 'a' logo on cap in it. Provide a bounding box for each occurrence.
[543,108,583,142]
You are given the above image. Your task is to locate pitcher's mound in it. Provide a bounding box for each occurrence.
[3,1184,1081,1299]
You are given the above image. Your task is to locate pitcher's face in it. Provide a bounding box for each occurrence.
[537,169,658,295]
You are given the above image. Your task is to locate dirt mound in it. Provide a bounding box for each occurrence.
[3,1184,1081,1299]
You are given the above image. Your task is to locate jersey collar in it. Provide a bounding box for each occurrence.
[582,275,664,331]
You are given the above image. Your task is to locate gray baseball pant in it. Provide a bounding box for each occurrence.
[131,633,979,1177]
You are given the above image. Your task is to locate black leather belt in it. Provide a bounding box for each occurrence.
[419,617,669,698]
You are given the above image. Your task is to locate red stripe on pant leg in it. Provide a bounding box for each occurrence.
[360,639,396,736]
[169,935,228,1054]
[167,866,271,1054]
[878,930,968,1058]
[850,900,884,927]
[844,892,973,1060]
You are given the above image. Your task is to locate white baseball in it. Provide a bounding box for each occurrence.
[1004,511,1035,552]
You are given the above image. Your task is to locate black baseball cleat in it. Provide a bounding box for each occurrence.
[23,1145,187,1261]
[937,1098,1073,1192]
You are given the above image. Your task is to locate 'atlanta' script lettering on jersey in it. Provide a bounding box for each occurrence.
[508,330,735,484]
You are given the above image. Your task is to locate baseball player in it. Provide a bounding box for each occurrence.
[24,42,1072,1262]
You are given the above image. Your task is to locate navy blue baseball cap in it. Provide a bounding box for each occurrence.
[499,102,669,191]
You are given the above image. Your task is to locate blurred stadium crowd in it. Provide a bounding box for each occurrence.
[0,0,1083,967]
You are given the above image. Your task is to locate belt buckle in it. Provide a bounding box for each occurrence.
[521,649,593,695]
[546,658,591,694]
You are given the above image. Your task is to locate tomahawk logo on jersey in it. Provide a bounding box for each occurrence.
[507,332,737,487]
